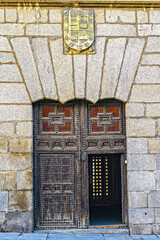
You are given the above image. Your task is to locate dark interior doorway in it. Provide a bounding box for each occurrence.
[89,154,122,226]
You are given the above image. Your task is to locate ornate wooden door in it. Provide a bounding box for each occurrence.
[33,100,126,229]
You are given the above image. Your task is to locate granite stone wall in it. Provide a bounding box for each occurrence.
[0,6,160,234]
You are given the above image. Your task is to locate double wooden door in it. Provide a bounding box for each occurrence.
[33,100,126,229]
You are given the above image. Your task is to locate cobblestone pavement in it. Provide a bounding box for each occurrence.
[0,233,160,240]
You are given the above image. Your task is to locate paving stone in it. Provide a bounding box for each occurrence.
[0,191,8,211]
[101,38,126,99]
[76,234,105,239]
[97,24,136,36]
[11,37,43,101]
[6,211,32,232]
[18,233,47,240]
[9,138,32,153]
[116,38,144,101]
[129,208,154,224]
[26,24,62,36]
[130,85,160,102]
[49,9,62,23]
[105,10,135,23]
[32,37,57,100]
[127,138,148,154]
[0,36,11,51]
[9,191,32,211]
[140,236,159,239]
[74,54,86,99]
[0,105,32,121]
[127,118,155,137]
[135,66,160,84]
[137,10,148,23]
[0,24,24,35]
[145,37,160,52]
[0,154,31,171]
[6,9,17,22]
[0,233,19,240]
[128,171,155,191]
[50,38,74,103]
[0,65,22,82]
[0,52,15,63]
[0,83,30,103]
[103,235,131,239]
[86,37,105,103]
[48,233,76,239]
[128,154,155,171]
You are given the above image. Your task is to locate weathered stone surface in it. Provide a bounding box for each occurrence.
[127,103,144,117]
[135,66,160,84]
[153,224,160,235]
[0,52,15,63]
[97,24,136,36]
[0,37,11,51]
[149,139,160,154]
[156,155,160,170]
[0,83,30,103]
[74,55,86,99]
[156,171,160,190]
[141,54,160,65]
[6,9,17,22]
[155,209,160,223]
[4,172,16,190]
[50,38,74,103]
[138,24,160,36]
[105,10,135,23]
[129,208,154,224]
[0,138,8,153]
[9,191,32,211]
[128,171,155,191]
[130,85,160,102]
[127,119,155,137]
[148,191,160,207]
[137,10,148,23]
[26,24,62,36]
[150,10,160,23]
[86,37,105,103]
[146,104,160,117]
[101,38,126,99]
[158,119,160,136]
[129,192,147,208]
[0,122,14,137]
[49,9,62,23]
[145,37,160,52]
[0,105,32,121]
[17,170,32,190]
[0,24,24,35]
[0,191,8,211]
[6,211,32,232]
[32,38,57,100]
[11,38,43,101]
[0,65,22,82]
[0,154,31,171]
[0,173,4,190]
[127,138,148,154]
[0,9,4,22]
[128,154,155,171]
[130,224,153,235]
[9,138,32,153]
[116,38,144,101]
[0,212,5,224]
[18,8,48,23]
[95,9,105,23]
[16,122,32,137]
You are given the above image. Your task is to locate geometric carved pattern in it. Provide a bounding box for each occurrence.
[88,103,122,135]
[40,104,74,134]
[39,154,76,226]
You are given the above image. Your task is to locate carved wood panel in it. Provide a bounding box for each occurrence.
[33,100,126,229]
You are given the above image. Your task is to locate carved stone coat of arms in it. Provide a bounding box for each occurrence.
[64,9,95,54]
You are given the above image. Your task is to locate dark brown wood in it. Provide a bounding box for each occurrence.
[33,100,127,229]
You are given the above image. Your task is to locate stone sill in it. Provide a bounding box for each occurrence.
[0,0,160,8]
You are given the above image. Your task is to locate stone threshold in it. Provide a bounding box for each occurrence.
[34,228,129,235]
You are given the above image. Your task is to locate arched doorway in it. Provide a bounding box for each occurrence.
[33,99,127,229]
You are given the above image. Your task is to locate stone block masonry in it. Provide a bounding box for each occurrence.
[0,6,160,235]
